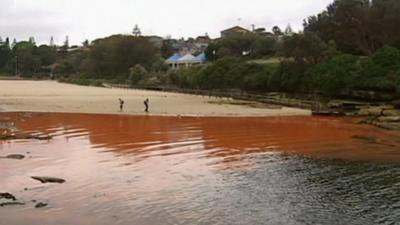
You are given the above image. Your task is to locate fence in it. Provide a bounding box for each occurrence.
[106,83,319,111]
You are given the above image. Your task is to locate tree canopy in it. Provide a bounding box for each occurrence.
[205,33,277,60]
[83,35,159,78]
[304,0,400,55]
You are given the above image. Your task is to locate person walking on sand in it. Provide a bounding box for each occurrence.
[118,98,124,111]
[144,98,149,113]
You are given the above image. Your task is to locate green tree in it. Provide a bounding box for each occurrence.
[305,54,360,95]
[87,35,159,78]
[304,0,400,55]
[36,45,56,66]
[82,40,90,48]
[357,46,400,91]
[161,40,175,58]
[12,41,40,76]
[272,26,283,35]
[205,33,277,60]
[251,36,277,57]
[151,58,168,72]
[129,64,147,85]
[281,32,329,65]
[28,37,36,44]
[0,41,12,70]
[5,38,10,48]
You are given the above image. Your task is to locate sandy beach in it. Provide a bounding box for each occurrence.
[0,80,310,116]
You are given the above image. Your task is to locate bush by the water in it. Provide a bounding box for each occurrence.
[305,47,400,97]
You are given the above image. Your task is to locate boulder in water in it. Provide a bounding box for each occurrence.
[0,202,25,207]
[0,154,25,160]
[0,193,16,201]
[35,202,48,208]
[0,133,52,140]
[31,176,66,184]
[352,135,378,144]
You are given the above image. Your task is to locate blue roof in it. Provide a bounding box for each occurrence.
[195,52,206,62]
[166,53,182,63]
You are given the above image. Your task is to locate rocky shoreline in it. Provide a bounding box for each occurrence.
[358,105,400,131]
[315,100,400,131]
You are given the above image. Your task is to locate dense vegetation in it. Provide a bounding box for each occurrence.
[161,0,400,99]
[0,35,161,79]
[0,38,56,77]
[304,0,400,55]
[0,0,399,100]
[153,46,400,99]
[196,0,400,100]
[205,33,278,61]
[278,0,400,99]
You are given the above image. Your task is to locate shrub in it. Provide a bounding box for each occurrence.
[305,54,360,96]
[129,64,147,85]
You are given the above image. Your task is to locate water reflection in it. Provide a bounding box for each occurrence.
[3,112,400,164]
[0,112,399,225]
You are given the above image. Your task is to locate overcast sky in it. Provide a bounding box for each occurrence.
[0,0,333,45]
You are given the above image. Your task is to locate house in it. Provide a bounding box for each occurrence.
[166,53,206,69]
[220,26,251,38]
[193,36,209,50]
[166,38,208,56]
[166,53,181,66]
[195,35,211,44]
[147,35,163,48]
[253,27,274,37]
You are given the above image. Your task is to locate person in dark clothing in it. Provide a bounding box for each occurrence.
[144,98,149,112]
[119,98,124,111]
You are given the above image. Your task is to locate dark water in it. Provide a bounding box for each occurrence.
[0,113,399,225]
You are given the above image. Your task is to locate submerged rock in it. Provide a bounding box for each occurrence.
[33,135,52,140]
[31,176,66,184]
[0,193,25,207]
[0,121,16,130]
[0,154,25,160]
[0,193,17,201]
[35,202,48,208]
[0,202,25,207]
[0,134,16,140]
[0,133,52,141]
[352,135,378,144]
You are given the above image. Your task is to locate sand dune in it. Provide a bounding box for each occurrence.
[0,80,310,117]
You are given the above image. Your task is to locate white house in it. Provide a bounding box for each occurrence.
[166,53,206,69]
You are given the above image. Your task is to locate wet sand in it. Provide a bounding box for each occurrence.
[0,80,310,117]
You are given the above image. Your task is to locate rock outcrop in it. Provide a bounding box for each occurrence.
[358,107,400,131]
